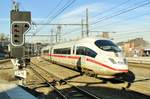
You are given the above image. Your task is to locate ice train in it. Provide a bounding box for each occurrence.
[42,37,129,78]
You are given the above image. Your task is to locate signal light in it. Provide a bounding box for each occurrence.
[24,24,29,28]
[14,29,19,33]
[14,24,19,27]
[14,35,19,37]
[11,22,31,46]
[14,40,19,43]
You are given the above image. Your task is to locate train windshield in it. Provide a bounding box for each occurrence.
[95,40,121,52]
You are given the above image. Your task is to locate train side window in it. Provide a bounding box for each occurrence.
[53,49,58,54]
[43,50,49,54]
[85,47,97,58]
[76,46,85,55]
[54,48,71,54]
[76,46,97,58]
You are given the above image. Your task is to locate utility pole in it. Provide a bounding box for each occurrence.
[57,25,62,42]
[86,8,89,37]
[81,19,84,38]
[55,29,57,43]
[50,29,53,45]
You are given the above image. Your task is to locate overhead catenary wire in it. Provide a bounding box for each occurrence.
[47,0,77,23]
[32,0,64,28]
[45,0,143,37]
[31,0,65,35]
[30,0,77,43]
[92,0,131,18]
[91,0,149,24]
[63,0,133,36]
[102,30,150,39]
[20,0,65,41]
[62,1,150,40]
[28,0,150,43]
[112,32,149,39]
[91,0,150,25]
[34,0,64,26]
[63,13,150,39]
[91,11,150,31]
[42,0,64,22]
[34,0,77,34]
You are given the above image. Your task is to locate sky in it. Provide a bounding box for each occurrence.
[0,0,150,43]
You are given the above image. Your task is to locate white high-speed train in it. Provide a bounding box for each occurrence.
[42,37,129,78]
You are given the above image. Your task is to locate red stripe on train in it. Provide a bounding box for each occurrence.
[48,54,128,72]
[48,54,80,59]
[49,54,66,58]
[86,58,128,72]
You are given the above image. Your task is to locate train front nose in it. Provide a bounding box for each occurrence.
[112,64,128,73]
[108,58,128,73]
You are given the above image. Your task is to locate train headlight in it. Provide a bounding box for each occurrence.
[109,58,117,64]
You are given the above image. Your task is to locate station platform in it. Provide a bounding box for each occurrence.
[0,80,37,99]
[127,57,150,64]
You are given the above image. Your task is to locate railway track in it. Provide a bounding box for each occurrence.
[29,62,102,99]
[0,59,13,70]
[40,57,150,96]
[0,59,10,64]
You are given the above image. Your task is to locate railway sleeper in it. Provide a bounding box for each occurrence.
[58,79,67,85]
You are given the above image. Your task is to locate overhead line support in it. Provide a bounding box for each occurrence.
[33,23,87,26]
[86,8,89,37]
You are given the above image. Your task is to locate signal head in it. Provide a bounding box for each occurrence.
[11,21,31,46]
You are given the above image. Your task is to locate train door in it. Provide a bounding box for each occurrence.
[68,45,76,67]
[76,46,97,72]
[79,55,87,70]
[76,46,87,71]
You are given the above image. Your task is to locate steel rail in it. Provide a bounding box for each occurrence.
[0,59,10,64]
[30,61,102,99]
[29,63,68,99]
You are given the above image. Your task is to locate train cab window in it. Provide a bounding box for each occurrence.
[54,48,71,54]
[76,46,97,58]
[95,40,121,53]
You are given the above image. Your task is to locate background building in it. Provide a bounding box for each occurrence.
[118,38,150,57]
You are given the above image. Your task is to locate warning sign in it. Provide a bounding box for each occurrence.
[15,70,26,78]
